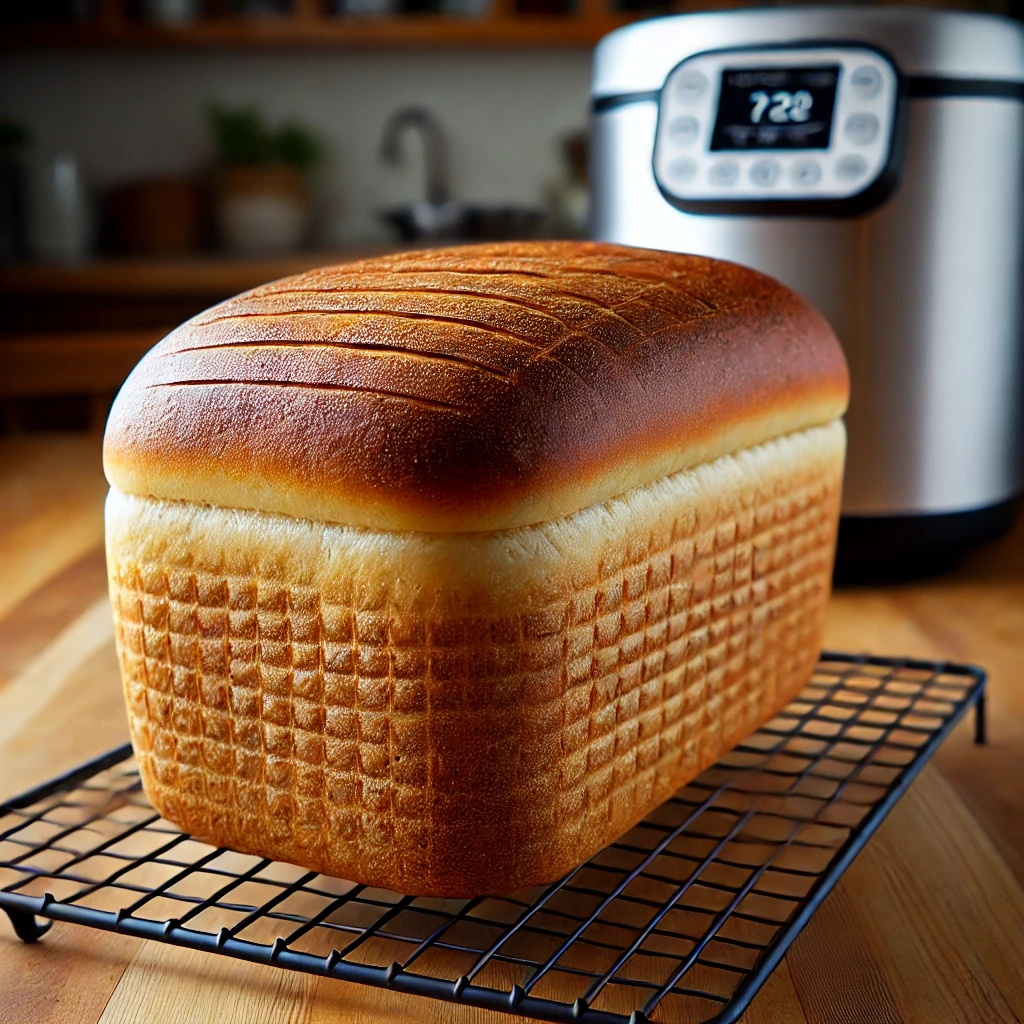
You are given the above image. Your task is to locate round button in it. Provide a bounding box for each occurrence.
[749,160,780,187]
[836,154,869,181]
[708,161,739,187]
[667,158,699,184]
[844,112,879,145]
[850,64,882,98]
[675,70,709,103]
[790,160,822,187]
[668,116,701,147]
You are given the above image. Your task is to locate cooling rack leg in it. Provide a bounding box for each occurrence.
[3,908,52,943]
[975,689,987,746]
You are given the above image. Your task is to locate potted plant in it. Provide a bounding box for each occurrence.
[209,104,323,256]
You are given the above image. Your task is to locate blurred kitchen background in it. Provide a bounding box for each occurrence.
[0,0,1019,433]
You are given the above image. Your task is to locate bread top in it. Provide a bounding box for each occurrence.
[103,241,849,533]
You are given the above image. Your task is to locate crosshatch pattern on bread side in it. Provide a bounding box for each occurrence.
[106,428,844,898]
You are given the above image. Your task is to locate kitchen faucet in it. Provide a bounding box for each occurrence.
[379,107,450,207]
[377,106,540,243]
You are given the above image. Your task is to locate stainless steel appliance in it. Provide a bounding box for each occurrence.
[591,7,1024,571]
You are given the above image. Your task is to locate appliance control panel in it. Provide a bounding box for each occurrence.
[653,46,899,205]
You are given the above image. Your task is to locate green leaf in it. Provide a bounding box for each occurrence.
[208,104,273,166]
[274,121,324,169]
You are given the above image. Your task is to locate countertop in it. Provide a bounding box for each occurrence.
[1,434,1023,1024]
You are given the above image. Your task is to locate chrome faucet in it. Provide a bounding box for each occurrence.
[379,107,451,207]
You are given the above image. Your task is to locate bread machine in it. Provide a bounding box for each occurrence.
[590,7,1024,573]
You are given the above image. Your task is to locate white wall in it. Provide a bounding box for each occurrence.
[0,48,592,244]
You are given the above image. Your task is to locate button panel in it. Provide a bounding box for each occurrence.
[668,158,699,183]
[791,159,822,187]
[850,64,882,98]
[750,160,780,187]
[668,116,701,146]
[709,160,739,186]
[844,112,879,145]
[836,154,868,181]
[653,46,898,203]
[676,69,709,102]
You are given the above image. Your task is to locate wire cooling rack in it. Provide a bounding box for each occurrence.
[0,652,985,1024]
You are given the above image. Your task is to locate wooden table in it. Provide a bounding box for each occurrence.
[2,434,1023,1024]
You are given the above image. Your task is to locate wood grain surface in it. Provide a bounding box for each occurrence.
[1,434,1022,1024]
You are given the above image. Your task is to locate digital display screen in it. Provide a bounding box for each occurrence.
[710,66,840,151]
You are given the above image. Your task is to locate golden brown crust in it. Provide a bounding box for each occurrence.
[107,423,844,897]
[103,241,848,532]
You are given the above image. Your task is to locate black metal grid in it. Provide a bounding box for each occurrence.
[0,652,985,1024]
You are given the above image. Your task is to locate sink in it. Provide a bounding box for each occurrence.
[378,108,545,244]
[380,202,545,244]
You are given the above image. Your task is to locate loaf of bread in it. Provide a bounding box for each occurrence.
[104,241,848,898]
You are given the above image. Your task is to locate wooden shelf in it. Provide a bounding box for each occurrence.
[0,249,402,299]
[1,12,640,49]
[0,251,404,402]
[5,0,955,51]
[0,331,165,401]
